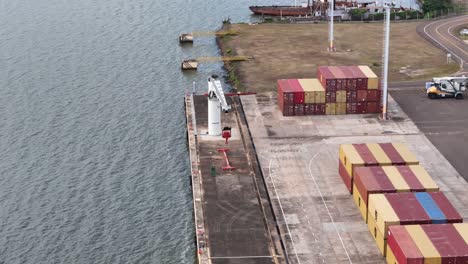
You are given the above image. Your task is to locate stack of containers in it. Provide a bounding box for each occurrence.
[338,143,419,193]
[353,165,439,222]
[387,224,468,263]
[277,79,302,116]
[337,142,466,262]
[357,65,381,114]
[367,192,462,255]
[277,65,382,116]
[317,65,381,114]
[298,79,326,115]
[277,79,324,116]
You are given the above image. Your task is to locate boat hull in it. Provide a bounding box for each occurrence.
[249,6,313,16]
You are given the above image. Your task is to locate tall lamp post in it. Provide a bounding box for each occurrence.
[381,4,391,120]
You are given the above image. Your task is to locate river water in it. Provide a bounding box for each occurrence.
[0,0,418,263]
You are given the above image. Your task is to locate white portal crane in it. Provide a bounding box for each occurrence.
[207,75,231,136]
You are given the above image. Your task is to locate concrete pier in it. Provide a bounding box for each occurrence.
[185,94,286,264]
[240,92,468,264]
[186,90,468,264]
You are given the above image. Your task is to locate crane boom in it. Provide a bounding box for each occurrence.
[208,76,231,112]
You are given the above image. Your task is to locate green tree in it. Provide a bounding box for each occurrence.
[421,0,451,13]
[349,9,367,20]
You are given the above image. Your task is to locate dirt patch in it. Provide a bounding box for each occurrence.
[219,22,459,92]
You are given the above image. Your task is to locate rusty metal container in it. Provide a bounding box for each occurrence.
[317,66,337,90]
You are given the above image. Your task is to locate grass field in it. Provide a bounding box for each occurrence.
[219,22,460,92]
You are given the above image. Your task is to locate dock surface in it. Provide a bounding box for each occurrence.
[185,94,286,264]
[241,93,468,264]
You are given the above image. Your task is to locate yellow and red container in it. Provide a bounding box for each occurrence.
[278,65,382,116]
[339,143,419,193]
[367,192,462,256]
[298,79,325,104]
[353,165,439,222]
[358,65,379,89]
[387,224,468,264]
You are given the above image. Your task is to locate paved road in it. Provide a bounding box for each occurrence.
[390,88,468,181]
[388,15,468,90]
[417,14,468,72]
[391,15,468,181]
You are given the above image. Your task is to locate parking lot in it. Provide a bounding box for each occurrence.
[390,88,468,182]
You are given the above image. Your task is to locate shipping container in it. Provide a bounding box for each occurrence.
[453,223,468,244]
[357,90,368,102]
[339,143,419,194]
[348,66,368,90]
[317,66,337,90]
[405,225,442,264]
[336,103,347,115]
[385,193,432,225]
[389,224,468,264]
[394,166,426,191]
[357,102,367,114]
[367,192,462,256]
[423,192,462,223]
[339,144,364,187]
[353,166,393,222]
[406,166,439,190]
[420,226,457,264]
[353,182,371,221]
[339,159,352,191]
[353,164,440,223]
[326,103,336,115]
[367,102,381,113]
[421,224,468,263]
[367,143,393,166]
[304,104,313,115]
[299,79,325,104]
[381,166,411,192]
[326,91,336,103]
[315,103,326,115]
[294,104,305,116]
[299,78,326,104]
[336,90,347,103]
[387,224,468,264]
[340,66,358,90]
[386,245,398,264]
[277,79,295,116]
[386,225,424,264]
[346,102,357,114]
[359,65,379,89]
[367,89,382,102]
[379,143,406,165]
[304,104,311,115]
[414,193,448,224]
[392,143,419,165]
[298,79,316,104]
[329,66,347,90]
[277,79,285,113]
[287,79,305,104]
[315,89,326,104]
[367,193,399,256]
[346,90,357,103]
[285,105,294,116]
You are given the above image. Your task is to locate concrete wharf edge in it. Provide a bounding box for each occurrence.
[185,94,210,264]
